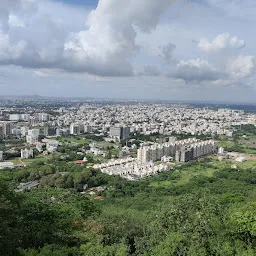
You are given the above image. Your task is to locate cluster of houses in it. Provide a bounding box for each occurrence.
[94,158,169,180]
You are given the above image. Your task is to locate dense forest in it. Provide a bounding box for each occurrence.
[1,156,256,255]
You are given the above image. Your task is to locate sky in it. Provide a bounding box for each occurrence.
[0,0,256,103]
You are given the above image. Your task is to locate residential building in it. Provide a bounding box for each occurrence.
[110,126,130,140]
[26,135,38,145]
[70,123,80,135]
[21,149,34,159]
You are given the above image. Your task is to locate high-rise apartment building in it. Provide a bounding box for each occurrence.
[21,149,34,159]
[84,125,93,133]
[21,127,29,137]
[70,123,80,135]
[0,122,11,137]
[0,126,3,140]
[38,113,49,122]
[26,135,38,145]
[110,126,130,140]
[138,138,216,163]
[9,114,21,121]
[28,129,40,137]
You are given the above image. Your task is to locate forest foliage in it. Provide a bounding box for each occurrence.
[0,154,256,255]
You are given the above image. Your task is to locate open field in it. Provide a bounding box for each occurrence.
[217,136,256,154]
[95,141,116,149]
[8,153,61,166]
[57,136,87,145]
[236,159,256,170]
[149,157,256,189]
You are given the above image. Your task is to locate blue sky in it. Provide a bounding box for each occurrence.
[56,0,98,7]
[0,0,255,103]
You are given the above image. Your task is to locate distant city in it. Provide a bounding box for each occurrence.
[0,96,255,180]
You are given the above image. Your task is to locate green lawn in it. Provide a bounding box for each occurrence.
[150,160,230,188]
[9,153,61,166]
[57,136,87,145]
[217,134,256,154]
[236,160,256,170]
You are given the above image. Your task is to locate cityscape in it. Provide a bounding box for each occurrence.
[0,99,255,182]
[1,0,256,255]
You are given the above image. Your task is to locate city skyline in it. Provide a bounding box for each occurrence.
[0,0,256,102]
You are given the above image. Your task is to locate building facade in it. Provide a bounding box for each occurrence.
[110,126,130,140]
[138,138,216,163]
[21,149,34,159]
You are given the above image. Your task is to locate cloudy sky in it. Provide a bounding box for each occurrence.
[0,0,255,103]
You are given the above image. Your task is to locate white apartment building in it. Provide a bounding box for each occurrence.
[28,129,40,137]
[21,149,34,159]
[21,114,31,122]
[138,138,216,163]
[38,113,49,122]
[21,127,29,137]
[70,123,80,135]
[0,122,11,137]
[26,135,38,145]
[9,114,21,121]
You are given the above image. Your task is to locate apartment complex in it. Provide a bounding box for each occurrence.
[110,126,130,140]
[21,149,34,159]
[137,138,216,163]
[0,122,11,138]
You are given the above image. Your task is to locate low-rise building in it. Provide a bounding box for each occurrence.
[21,149,34,159]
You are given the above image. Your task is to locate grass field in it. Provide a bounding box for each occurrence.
[57,136,87,145]
[217,138,256,154]
[236,159,256,170]
[9,153,60,166]
[150,160,232,188]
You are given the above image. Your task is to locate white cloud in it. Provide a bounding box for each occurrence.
[0,15,66,68]
[0,0,176,76]
[0,30,27,61]
[0,0,255,92]
[64,0,175,76]
[171,55,255,85]
[33,69,59,77]
[172,58,224,82]
[198,33,245,52]
[227,55,255,79]
[0,0,37,30]
[8,14,25,27]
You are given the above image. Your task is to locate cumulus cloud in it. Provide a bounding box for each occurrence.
[0,0,36,30]
[0,0,254,87]
[171,55,255,85]
[0,0,175,76]
[0,16,66,68]
[172,58,225,82]
[198,33,245,52]
[0,0,20,29]
[64,0,175,76]
[0,30,26,62]
[227,55,255,79]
